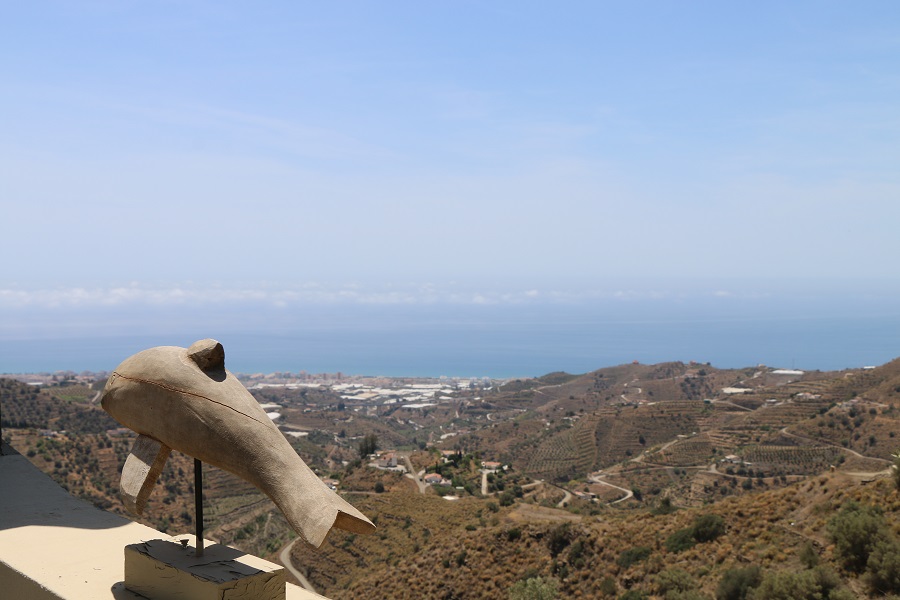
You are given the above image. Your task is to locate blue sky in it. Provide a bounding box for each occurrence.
[2,2,899,333]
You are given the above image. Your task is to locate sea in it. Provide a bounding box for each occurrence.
[2,298,898,378]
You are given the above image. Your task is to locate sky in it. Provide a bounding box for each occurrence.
[2,2,900,350]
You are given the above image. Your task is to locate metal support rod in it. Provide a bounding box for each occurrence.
[194,458,204,557]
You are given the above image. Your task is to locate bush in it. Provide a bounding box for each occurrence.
[799,542,818,569]
[617,546,652,568]
[455,550,467,567]
[748,567,852,600]
[509,576,559,600]
[716,565,762,600]
[655,568,696,597]
[547,523,571,557]
[827,502,888,573]
[692,514,725,542]
[567,539,585,567]
[374,482,384,493]
[653,496,677,515]
[599,576,617,597]
[619,591,647,600]
[665,528,696,553]
[666,514,725,554]
[866,537,900,595]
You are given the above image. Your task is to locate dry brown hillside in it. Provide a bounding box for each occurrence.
[5,358,900,598]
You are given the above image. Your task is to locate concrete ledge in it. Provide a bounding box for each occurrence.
[0,445,326,600]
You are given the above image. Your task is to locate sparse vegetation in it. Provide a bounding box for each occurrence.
[865,537,900,595]
[716,565,761,600]
[6,357,900,599]
[827,501,887,573]
[509,576,559,600]
[617,545,652,568]
[748,567,852,600]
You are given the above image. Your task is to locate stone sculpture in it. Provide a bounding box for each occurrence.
[101,339,375,548]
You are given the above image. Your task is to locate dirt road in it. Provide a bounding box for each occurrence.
[279,539,324,597]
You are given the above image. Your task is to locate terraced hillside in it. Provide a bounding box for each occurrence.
[522,414,599,480]
[5,357,900,599]
[480,360,900,509]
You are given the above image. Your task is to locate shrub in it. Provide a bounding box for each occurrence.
[653,496,677,515]
[509,576,559,600]
[716,565,762,600]
[617,546,652,568]
[455,549,467,567]
[827,502,888,573]
[665,528,696,553]
[568,539,585,564]
[655,568,696,597]
[599,576,617,597]
[748,567,852,600]
[547,523,571,557]
[799,542,818,569]
[619,591,647,600]
[866,537,900,595]
[692,513,726,543]
[374,482,385,493]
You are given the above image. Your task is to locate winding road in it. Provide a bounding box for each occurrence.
[588,474,634,504]
[555,486,573,508]
[279,539,322,597]
[779,426,891,464]
[400,452,426,494]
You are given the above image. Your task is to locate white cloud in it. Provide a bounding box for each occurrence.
[0,280,865,314]
[0,283,677,309]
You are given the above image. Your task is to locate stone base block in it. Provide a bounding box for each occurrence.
[124,538,285,600]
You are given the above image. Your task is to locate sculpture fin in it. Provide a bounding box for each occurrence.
[121,434,171,515]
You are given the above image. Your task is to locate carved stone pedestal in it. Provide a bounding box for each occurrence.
[124,538,285,600]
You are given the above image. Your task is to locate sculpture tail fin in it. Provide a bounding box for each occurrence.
[273,472,376,548]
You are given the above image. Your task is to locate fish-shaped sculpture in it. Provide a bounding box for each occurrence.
[101,338,375,548]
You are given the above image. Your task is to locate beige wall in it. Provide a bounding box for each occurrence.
[0,446,326,600]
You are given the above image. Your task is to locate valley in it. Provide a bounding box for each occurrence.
[4,357,900,598]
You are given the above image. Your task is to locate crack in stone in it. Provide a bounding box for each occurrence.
[111,372,267,426]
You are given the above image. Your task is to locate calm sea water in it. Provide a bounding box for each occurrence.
[2,302,898,377]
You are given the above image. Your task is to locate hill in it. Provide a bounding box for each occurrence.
[296,471,900,598]
[4,357,900,598]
